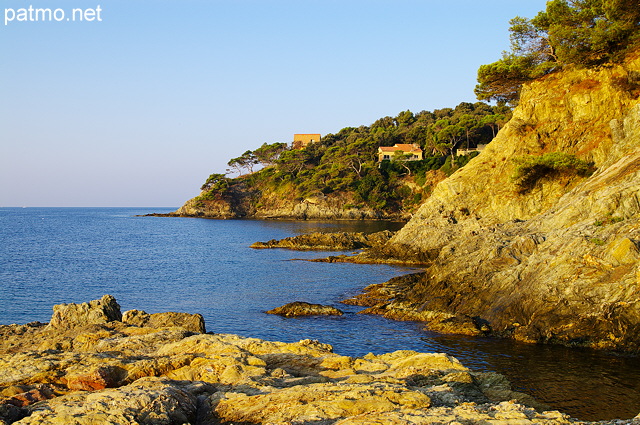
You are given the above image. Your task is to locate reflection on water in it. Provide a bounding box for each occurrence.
[253,218,407,235]
[420,333,640,421]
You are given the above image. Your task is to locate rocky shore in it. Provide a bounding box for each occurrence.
[251,230,395,251]
[248,50,640,354]
[3,295,637,424]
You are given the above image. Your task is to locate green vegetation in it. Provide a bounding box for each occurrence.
[200,102,509,214]
[476,0,640,104]
[511,152,595,193]
[594,214,624,226]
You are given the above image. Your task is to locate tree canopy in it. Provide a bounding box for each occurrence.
[476,0,640,104]
[199,102,511,213]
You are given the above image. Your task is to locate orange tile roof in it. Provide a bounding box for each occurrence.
[378,144,422,153]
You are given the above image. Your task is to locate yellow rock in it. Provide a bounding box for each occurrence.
[607,237,640,265]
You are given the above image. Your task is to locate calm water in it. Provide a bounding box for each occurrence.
[0,207,638,421]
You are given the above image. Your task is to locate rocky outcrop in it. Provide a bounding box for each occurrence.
[251,230,395,251]
[3,296,634,424]
[351,51,640,351]
[122,309,206,333]
[47,294,122,330]
[266,301,344,317]
[174,189,411,220]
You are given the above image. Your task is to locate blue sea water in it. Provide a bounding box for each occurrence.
[0,207,639,420]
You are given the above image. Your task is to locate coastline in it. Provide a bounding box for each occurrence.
[2,295,638,424]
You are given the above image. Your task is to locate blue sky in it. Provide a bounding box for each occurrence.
[1,0,546,207]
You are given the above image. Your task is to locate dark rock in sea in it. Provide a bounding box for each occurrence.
[251,230,394,251]
[266,302,344,317]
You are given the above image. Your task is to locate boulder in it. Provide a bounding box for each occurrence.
[122,309,206,333]
[47,295,121,330]
[266,302,344,317]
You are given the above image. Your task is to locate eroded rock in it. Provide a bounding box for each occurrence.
[47,294,122,330]
[0,297,636,424]
[266,301,344,317]
[122,309,206,333]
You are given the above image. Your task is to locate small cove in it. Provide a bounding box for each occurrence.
[0,207,638,421]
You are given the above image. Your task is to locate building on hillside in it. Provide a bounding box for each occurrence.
[378,143,423,162]
[293,134,321,150]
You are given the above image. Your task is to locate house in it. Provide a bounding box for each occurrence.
[378,144,423,162]
[293,134,321,150]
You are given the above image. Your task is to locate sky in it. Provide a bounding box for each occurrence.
[1,0,547,207]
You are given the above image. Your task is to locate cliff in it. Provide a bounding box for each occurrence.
[1,296,637,424]
[175,188,410,220]
[171,170,453,220]
[355,50,640,351]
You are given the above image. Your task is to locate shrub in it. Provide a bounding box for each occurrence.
[511,152,594,193]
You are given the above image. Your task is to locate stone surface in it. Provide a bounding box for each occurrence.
[266,301,344,317]
[122,309,206,333]
[1,297,630,424]
[47,295,121,330]
[340,50,640,353]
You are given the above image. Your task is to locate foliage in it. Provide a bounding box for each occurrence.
[227,142,289,176]
[201,173,230,192]
[594,215,624,226]
[254,142,288,166]
[227,150,257,175]
[476,0,640,104]
[511,152,595,192]
[199,102,509,214]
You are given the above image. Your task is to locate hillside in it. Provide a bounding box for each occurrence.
[171,102,510,220]
[352,49,640,352]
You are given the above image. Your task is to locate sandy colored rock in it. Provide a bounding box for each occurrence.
[345,51,640,353]
[122,309,206,333]
[0,297,637,423]
[47,295,121,330]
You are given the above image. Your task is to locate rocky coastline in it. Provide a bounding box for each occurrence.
[170,191,411,221]
[251,50,640,354]
[2,295,639,424]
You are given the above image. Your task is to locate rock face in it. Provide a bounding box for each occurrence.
[251,230,395,251]
[266,301,344,317]
[47,294,122,330]
[175,190,410,220]
[354,50,640,352]
[122,309,206,333]
[2,296,633,424]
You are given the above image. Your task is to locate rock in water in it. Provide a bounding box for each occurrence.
[251,230,395,251]
[47,294,122,330]
[266,301,344,317]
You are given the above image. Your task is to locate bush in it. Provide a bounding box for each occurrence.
[511,152,594,193]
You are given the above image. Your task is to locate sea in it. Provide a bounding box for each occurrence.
[0,207,639,421]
